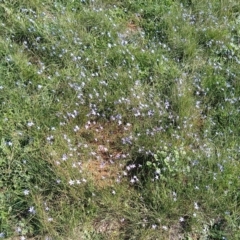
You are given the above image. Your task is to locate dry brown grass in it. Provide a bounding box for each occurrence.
[78,120,131,189]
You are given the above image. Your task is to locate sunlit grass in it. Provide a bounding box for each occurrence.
[0,0,240,239]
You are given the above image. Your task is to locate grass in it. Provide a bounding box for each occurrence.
[0,0,240,239]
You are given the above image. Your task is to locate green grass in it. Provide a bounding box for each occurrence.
[0,0,240,239]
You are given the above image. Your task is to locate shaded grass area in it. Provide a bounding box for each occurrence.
[0,0,240,239]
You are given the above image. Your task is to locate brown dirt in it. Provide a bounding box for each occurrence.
[78,120,131,188]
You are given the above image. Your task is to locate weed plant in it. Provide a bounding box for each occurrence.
[0,0,240,239]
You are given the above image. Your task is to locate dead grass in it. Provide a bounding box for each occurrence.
[79,120,131,189]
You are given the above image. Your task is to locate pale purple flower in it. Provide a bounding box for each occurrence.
[194,202,199,210]
[23,189,29,195]
[152,224,157,229]
[29,206,36,214]
[162,225,168,231]
[179,217,184,222]
[69,180,75,185]
[27,121,34,127]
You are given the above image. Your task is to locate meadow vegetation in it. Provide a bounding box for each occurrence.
[0,0,240,239]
